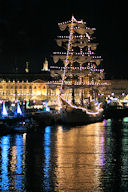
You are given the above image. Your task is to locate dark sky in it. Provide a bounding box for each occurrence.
[0,0,127,78]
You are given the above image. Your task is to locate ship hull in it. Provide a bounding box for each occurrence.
[60,108,103,125]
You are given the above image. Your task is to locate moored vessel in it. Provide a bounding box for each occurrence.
[51,15,104,124]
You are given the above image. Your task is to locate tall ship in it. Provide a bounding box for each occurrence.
[51,16,104,124]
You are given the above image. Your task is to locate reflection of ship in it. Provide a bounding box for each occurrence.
[52,16,103,124]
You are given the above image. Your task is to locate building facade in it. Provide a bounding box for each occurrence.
[0,72,128,107]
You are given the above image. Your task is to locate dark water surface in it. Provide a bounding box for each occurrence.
[0,118,128,192]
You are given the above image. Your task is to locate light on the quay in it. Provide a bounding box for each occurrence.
[16,102,22,115]
[2,102,8,117]
[45,102,50,112]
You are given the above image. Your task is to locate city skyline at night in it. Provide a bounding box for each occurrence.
[0,0,127,78]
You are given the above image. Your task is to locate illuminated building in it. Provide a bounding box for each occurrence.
[0,71,50,103]
[0,70,128,106]
[0,56,127,107]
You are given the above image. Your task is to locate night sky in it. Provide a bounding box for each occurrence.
[0,0,127,79]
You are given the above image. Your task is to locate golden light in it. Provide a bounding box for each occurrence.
[56,88,60,95]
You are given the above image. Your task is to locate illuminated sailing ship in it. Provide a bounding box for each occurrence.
[51,16,104,124]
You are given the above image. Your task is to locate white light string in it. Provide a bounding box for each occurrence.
[60,16,75,94]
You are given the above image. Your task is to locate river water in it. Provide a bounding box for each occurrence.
[0,118,128,192]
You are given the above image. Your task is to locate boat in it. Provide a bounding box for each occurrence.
[103,100,128,119]
[31,106,61,126]
[60,96,103,124]
[31,110,55,125]
[51,15,104,124]
[0,101,31,125]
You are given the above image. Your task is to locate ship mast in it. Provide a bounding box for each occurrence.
[52,16,103,105]
[60,15,75,94]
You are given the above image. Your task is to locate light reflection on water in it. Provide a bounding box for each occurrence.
[43,126,51,191]
[55,123,105,192]
[0,120,128,191]
[1,136,10,191]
